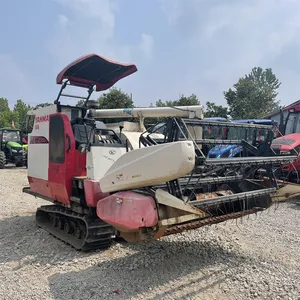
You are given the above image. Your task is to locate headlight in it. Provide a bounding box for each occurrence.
[12,148,22,153]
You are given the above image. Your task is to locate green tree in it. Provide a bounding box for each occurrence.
[0,98,18,128]
[204,101,229,118]
[145,94,200,127]
[75,88,134,109]
[0,97,9,112]
[156,94,200,107]
[33,102,52,109]
[224,67,281,119]
[0,98,11,127]
[96,87,134,123]
[76,99,85,107]
[13,99,32,132]
[98,87,134,109]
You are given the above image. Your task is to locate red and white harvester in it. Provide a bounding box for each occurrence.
[23,54,300,251]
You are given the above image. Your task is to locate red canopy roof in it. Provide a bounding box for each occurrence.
[56,53,137,91]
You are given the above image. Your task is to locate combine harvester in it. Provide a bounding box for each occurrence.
[23,53,300,251]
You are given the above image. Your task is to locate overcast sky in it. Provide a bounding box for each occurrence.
[1,0,300,109]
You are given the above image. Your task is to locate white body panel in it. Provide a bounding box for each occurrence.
[119,132,143,150]
[106,121,165,143]
[87,146,127,180]
[27,105,57,180]
[105,121,140,132]
[28,144,49,180]
[99,141,195,193]
[119,131,165,150]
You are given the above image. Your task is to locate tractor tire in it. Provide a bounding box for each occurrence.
[15,161,24,167]
[23,152,28,168]
[0,151,5,169]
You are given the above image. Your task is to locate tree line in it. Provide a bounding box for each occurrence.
[0,66,281,132]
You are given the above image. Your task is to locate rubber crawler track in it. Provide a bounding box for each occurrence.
[36,205,114,251]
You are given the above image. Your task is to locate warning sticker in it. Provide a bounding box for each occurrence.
[132,174,141,179]
[116,174,124,181]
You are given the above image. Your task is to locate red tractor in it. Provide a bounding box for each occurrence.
[271,104,300,183]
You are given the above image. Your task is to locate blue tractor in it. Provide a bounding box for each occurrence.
[207,119,278,158]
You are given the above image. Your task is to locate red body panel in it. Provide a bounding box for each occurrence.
[272,133,300,172]
[28,177,79,203]
[282,160,300,172]
[288,105,300,112]
[279,147,300,172]
[273,133,300,149]
[28,177,52,198]
[48,114,86,205]
[96,191,158,230]
[84,179,109,207]
[28,113,87,205]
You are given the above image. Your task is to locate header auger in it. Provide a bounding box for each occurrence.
[23,53,300,251]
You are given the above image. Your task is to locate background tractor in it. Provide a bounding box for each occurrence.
[0,127,26,168]
[207,119,278,159]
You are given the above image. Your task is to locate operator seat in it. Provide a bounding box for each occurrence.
[73,124,93,149]
[94,129,123,145]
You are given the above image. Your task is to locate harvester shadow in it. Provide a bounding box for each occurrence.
[48,239,247,300]
[1,165,25,170]
[289,203,300,211]
[1,214,249,298]
[0,214,79,265]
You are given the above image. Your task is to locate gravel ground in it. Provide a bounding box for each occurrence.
[0,167,299,300]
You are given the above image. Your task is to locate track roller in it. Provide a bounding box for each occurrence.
[36,205,114,251]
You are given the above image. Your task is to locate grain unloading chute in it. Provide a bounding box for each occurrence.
[22,53,300,250]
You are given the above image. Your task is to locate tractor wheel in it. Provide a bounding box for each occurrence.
[16,161,23,168]
[0,151,5,169]
[23,153,27,168]
[15,159,24,167]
